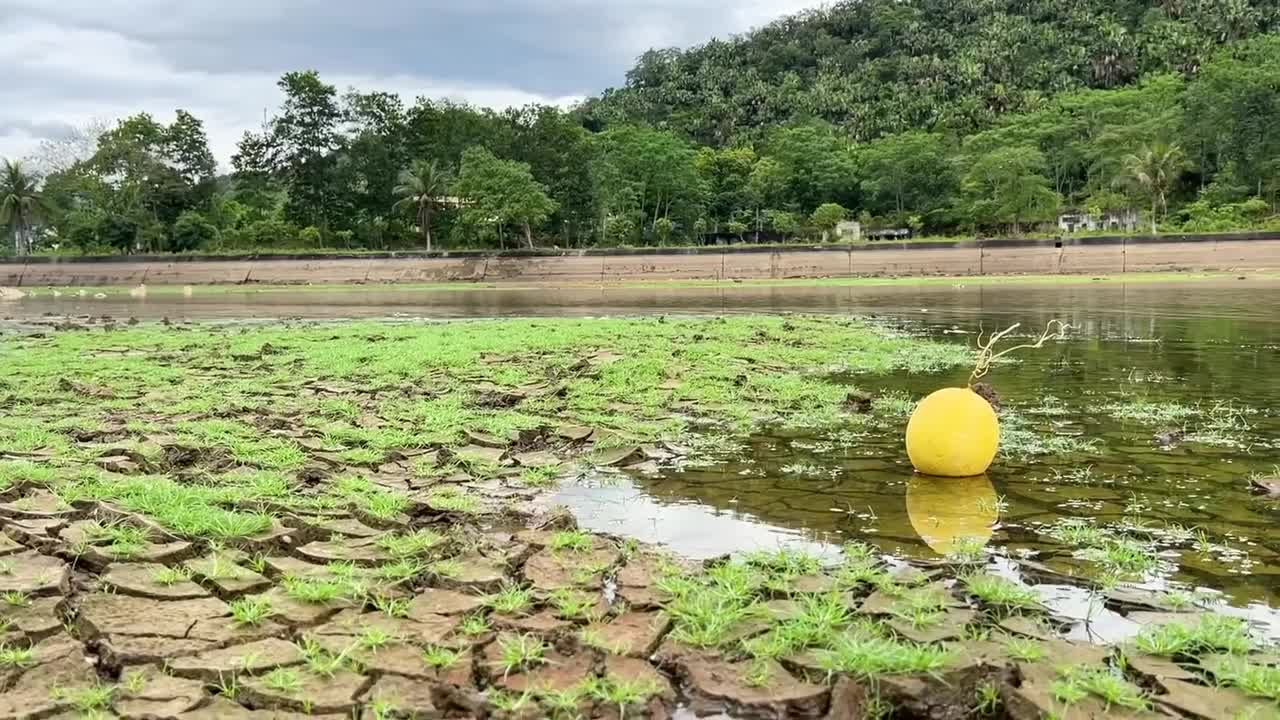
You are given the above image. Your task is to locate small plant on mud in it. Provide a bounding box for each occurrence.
[815,626,952,678]
[746,547,823,580]
[1,591,30,607]
[490,690,537,713]
[1051,665,1149,710]
[53,684,115,712]
[519,464,561,489]
[358,627,395,651]
[422,645,460,669]
[584,675,662,716]
[742,658,774,688]
[1003,636,1046,662]
[149,566,192,586]
[82,520,151,559]
[229,596,274,626]
[551,589,599,620]
[430,559,463,579]
[367,698,398,720]
[376,529,443,558]
[945,536,988,564]
[486,585,534,615]
[282,576,348,605]
[537,685,588,718]
[428,486,480,514]
[975,682,1002,716]
[1209,656,1280,701]
[548,529,592,553]
[211,673,240,700]
[579,627,625,655]
[378,558,426,584]
[0,645,35,668]
[964,575,1041,613]
[121,669,147,694]
[1136,614,1253,656]
[298,636,354,677]
[262,667,303,694]
[371,595,412,619]
[496,633,547,676]
[459,613,491,636]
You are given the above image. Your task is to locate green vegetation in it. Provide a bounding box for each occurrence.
[228,596,275,627]
[1051,665,1150,711]
[495,633,547,675]
[1135,615,1254,657]
[149,566,192,586]
[421,645,461,670]
[1210,656,1280,701]
[1003,637,1046,662]
[10,4,1280,257]
[814,626,952,678]
[485,585,535,615]
[262,667,303,694]
[0,645,35,668]
[963,575,1041,613]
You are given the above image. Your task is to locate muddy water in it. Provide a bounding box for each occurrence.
[8,279,1280,614]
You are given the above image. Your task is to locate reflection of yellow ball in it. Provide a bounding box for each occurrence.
[906,474,998,555]
[905,387,999,477]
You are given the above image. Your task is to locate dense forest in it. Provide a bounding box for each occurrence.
[5,0,1280,255]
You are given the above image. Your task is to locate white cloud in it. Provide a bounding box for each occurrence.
[0,0,820,167]
[0,18,582,168]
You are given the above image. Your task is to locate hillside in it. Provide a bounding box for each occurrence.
[581,0,1280,145]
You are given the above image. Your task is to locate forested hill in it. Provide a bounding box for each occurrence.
[581,0,1280,145]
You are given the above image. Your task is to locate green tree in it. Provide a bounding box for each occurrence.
[455,147,558,248]
[392,159,452,251]
[171,211,218,252]
[762,124,858,213]
[1119,141,1188,233]
[594,126,704,240]
[236,71,344,229]
[766,209,801,239]
[810,203,847,240]
[858,131,955,221]
[695,146,757,229]
[1187,36,1280,200]
[960,145,1061,234]
[0,160,42,255]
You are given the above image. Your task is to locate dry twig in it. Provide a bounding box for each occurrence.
[968,320,1071,386]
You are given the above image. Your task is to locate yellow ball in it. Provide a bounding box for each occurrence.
[905,387,999,477]
[905,474,998,555]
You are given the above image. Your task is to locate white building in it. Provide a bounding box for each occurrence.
[1057,209,1140,234]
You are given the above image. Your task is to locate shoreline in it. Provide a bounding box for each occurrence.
[3,270,1275,298]
[2,233,1278,288]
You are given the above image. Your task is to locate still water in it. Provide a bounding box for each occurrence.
[6,279,1279,615]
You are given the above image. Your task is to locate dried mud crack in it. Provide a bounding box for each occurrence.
[0,316,1276,718]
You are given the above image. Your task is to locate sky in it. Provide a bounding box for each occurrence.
[0,0,816,167]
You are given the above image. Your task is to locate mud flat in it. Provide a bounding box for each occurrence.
[0,316,1277,718]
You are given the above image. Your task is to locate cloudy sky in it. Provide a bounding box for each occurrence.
[0,0,816,167]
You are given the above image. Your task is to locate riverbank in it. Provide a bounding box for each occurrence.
[2,232,1278,288]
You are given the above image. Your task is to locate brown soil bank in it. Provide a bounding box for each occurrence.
[3,232,1279,287]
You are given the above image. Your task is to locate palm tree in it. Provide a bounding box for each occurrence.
[392,159,451,252]
[0,159,42,256]
[1120,142,1186,234]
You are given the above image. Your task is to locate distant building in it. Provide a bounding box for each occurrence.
[836,221,862,242]
[866,227,912,241]
[1057,209,1140,234]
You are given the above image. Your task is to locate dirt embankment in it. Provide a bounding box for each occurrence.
[2,233,1278,287]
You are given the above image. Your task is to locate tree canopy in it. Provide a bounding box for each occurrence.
[6,3,1280,254]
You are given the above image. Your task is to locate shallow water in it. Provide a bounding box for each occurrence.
[8,279,1280,614]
